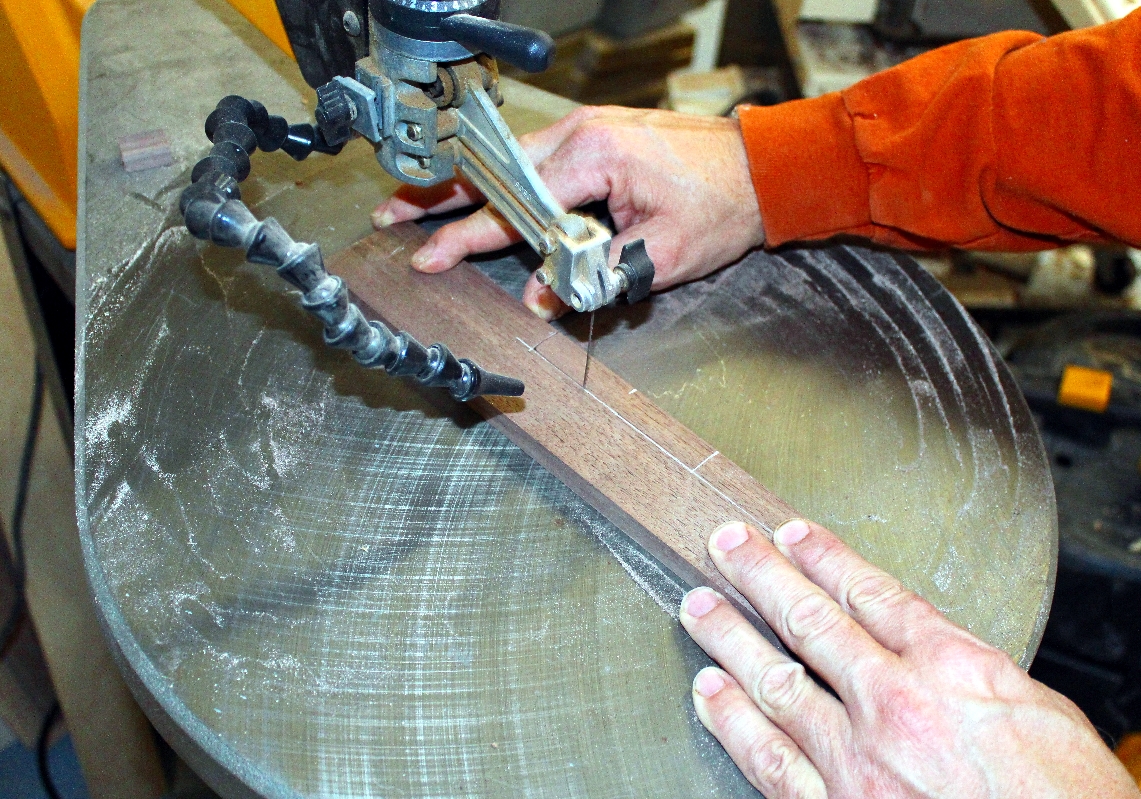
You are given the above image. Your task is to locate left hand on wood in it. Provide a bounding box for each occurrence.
[680,519,1141,799]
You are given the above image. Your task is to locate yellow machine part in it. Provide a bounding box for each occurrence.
[222,0,294,57]
[0,0,292,251]
[0,0,92,250]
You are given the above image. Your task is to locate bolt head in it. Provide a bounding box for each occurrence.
[342,10,362,36]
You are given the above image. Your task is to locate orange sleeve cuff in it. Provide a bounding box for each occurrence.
[737,95,870,248]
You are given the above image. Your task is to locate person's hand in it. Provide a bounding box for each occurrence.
[680,519,1141,799]
[370,106,764,320]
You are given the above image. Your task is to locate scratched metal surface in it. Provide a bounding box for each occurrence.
[76,1,1057,797]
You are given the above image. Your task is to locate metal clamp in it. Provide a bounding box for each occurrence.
[452,82,650,311]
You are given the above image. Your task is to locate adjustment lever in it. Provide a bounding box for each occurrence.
[440,14,555,73]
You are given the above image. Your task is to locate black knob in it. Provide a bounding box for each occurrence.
[616,239,655,305]
[315,82,355,146]
[440,14,555,73]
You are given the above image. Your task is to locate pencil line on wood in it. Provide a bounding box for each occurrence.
[694,451,719,471]
[524,345,771,534]
[515,331,557,352]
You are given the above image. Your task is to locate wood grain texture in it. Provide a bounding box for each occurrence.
[329,225,801,640]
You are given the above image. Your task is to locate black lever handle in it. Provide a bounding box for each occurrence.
[440,14,555,73]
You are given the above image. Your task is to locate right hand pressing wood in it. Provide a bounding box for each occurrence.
[370,106,766,320]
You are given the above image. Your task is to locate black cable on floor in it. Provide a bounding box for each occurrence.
[0,513,26,659]
[0,365,59,799]
[36,701,62,799]
[11,362,43,570]
[0,363,43,657]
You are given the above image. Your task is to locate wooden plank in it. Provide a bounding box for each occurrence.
[328,225,800,641]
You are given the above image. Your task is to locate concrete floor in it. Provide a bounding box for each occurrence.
[0,716,89,799]
[0,230,171,798]
[0,212,37,582]
[0,234,88,798]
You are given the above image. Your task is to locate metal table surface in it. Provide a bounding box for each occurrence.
[76,1,1058,797]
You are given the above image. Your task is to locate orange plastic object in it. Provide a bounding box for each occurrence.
[0,0,93,250]
[1116,732,1141,788]
[0,0,293,252]
[221,0,295,60]
[1057,364,1114,413]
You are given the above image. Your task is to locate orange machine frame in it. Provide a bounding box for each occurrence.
[0,0,292,251]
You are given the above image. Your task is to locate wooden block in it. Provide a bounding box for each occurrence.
[117,129,174,172]
[329,225,800,644]
[576,22,696,75]
[504,25,690,106]
[667,65,748,116]
[514,63,582,98]
[578,77,670,108]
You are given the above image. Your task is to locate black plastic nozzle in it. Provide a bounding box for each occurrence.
[455,359,525,402]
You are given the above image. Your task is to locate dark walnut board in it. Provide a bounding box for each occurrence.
[329,224,800,643]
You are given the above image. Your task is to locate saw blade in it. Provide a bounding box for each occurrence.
[584,310,595,387]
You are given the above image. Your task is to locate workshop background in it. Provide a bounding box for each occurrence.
[2,0,1141,796]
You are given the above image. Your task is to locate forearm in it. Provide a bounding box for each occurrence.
[742,11,1141,251]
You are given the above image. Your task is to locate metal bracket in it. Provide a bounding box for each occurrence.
[333,75,382,142]
[334,40,657,312]
[453,83,634,311]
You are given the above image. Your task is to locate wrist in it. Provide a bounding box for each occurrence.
[737,95,870,247]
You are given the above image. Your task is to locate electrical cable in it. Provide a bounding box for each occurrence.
[0,512,26,660]
[0,363,61,799]
[36,701,62,799]
[0,363,43,658]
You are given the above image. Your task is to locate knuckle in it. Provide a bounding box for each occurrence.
[796,531,843,568]
[841,569,909,615]
[646,240,683,278]
[784,591,844,643]
[567,121,617,155]
[948,637,1018,686]
[746,737,799,791]
[731,543,785,586]
[752,661,808,714]
[567,105,604,126]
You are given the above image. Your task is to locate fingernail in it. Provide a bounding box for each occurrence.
[524,297,555,321]
[774,519,810,548]
[410,243,436,271]
[681,587,720,619]
[371,208,395,228]
[693,668,726,698]
[710,522,749,553]
[524,290,562,322]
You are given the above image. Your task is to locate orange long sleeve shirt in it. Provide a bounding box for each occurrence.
[738,10,1141,251]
